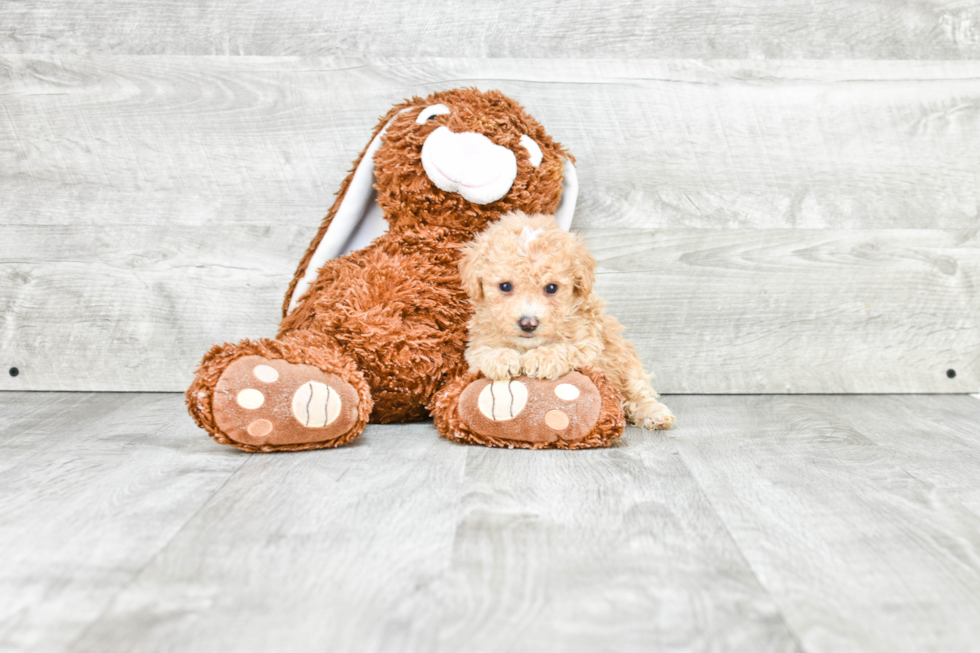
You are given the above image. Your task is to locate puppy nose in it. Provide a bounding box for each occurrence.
[518,316,539,333]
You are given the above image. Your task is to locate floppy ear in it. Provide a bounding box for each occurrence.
[458,239,487,302]
[572,235,596,298]
[283,101,417,317]
[553,158,578,232]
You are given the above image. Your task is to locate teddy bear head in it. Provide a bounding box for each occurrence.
[284,88,578,316]
[373,88,573,233]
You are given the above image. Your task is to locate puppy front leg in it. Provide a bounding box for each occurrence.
[601,327,675,430]
[521,344,579,380]
[617,359,675,430]
[467,345,522,381]
[623,381,675,430]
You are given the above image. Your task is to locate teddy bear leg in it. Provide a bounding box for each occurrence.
[186,333,373,452]
[431,367,626,450]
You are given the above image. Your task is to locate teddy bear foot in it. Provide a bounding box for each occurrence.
[433,368,626,449]
[211,355,361,449]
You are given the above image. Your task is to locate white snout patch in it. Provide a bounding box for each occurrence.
[421,126,517,205]
[519,135,543,166]
[521,301,545,320]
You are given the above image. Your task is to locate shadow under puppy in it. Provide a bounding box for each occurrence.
[460,211,675,430]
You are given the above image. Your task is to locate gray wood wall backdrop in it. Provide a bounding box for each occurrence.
[1,1,978,394]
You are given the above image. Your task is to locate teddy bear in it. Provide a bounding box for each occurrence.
[186,88,625,451]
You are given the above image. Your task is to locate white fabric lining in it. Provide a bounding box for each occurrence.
[416,104,451,124]
[554,158,578,231]
[287,112,405,313]
[519,135,543,166]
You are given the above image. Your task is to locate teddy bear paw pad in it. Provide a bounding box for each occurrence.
[213,356,359,447]
[458,372,601,446]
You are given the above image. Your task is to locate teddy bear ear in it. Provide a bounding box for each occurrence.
[554,158,578,232]
[285,106,414,315]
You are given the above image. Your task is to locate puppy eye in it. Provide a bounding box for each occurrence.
[416,104,451,124]
[519,135,543,167]
[544,283,558,294]
[499,282,513,293]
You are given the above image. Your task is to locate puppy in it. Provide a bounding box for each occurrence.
[459,211,675,430]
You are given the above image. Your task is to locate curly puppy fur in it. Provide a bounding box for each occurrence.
[459,211,675,430]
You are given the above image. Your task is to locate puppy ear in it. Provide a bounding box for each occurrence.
[572,235,596,297]
[458,239,487,301]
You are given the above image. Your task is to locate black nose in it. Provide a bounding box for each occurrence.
[519,317,539,333]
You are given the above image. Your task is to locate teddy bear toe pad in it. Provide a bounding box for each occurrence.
[213,356,359,447]
[458,372,601,446]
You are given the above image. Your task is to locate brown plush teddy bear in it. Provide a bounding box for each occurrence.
[186,88,625,451]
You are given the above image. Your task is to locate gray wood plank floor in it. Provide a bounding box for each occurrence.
[1,393,979,652]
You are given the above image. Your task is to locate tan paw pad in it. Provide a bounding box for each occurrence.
[247,419,273,437]
[554,383,579,400]
[236,388,264,409]
[545,409,569,430]
[252,364,279,383]
[477,380,528,421]
[292,381,343,428]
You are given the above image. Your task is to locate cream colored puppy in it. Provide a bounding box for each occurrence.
[460,211,675,430]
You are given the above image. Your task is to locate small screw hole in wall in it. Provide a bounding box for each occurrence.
[947,369,957,379]
[9,367,19,377]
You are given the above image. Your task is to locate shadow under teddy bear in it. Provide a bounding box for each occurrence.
[186,88,625,451]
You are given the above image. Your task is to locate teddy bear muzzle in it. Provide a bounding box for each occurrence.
[420,126,517,205]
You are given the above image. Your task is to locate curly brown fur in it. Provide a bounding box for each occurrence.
[188,88,573,450]
[281,88,570,331]
[459,212,675,430]
[431,367,625,449]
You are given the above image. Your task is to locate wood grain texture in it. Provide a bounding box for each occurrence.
[423,440,798,652]
[66,421,472,653]
[4,393,980,652]
[3,0,980,59]
[672,394,980,653]
[0,392,245,653]
[2,57,978,392]
[51,400,798,653]
[3,57,980,230]
[1,226,975,393]
[586,228,980,394]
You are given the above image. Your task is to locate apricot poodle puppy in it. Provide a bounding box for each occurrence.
[459,211,675,430]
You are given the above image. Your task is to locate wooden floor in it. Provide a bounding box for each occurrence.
[1,393,979,653]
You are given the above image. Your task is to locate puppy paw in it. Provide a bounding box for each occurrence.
[521,348,573,380]
[480,348,523,381]
[629,400,675,430]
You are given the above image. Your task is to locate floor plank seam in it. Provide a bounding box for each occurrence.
[62,450,255,652]
[669,437,809,653]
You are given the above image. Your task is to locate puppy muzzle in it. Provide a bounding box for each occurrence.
[518,316,539,333]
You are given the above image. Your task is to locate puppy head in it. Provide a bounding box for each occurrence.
[460,211,596,348]
[373,89,571,233]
